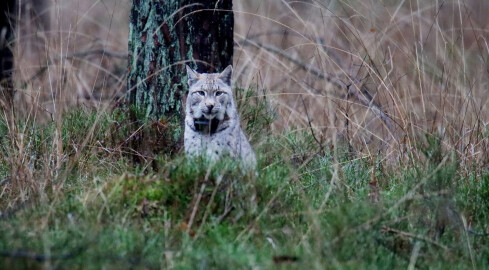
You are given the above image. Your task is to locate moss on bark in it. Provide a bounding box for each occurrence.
[127,0,234,120]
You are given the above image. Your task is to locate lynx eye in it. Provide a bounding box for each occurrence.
[195,91,205,96]
[215,91,225,97]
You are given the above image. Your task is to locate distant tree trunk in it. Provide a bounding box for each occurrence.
[1,0,51,109]
[127,0,234,120]
[29,0,51,31]
[19,0,51,61]
[0,0,15,107]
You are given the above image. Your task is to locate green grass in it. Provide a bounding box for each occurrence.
[0,95,488,269]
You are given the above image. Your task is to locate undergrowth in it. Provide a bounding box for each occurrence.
[0,86,487,269]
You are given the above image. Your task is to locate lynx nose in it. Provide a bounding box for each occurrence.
[206,103,214,111]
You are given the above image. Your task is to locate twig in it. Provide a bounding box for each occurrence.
[215,205,234,224]
[67,49,127,59]
[407,241,422,270]
[187,181,207,234]
[27,48,127,81]
[467,229,489,237]
[300,96,324,153]
[381,226,448,251]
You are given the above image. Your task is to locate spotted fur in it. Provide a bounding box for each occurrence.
[184,65,256,170]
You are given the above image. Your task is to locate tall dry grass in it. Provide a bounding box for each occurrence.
[3,0,489,199]
[3,0,130,205]
[13,0,129,118]
[0,2,487,268]
[234,0,489,168]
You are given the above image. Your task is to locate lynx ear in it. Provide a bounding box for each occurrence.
[186,65,200,86]
[218,65,233,85]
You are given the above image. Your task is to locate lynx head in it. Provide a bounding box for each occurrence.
[186,65,234,121]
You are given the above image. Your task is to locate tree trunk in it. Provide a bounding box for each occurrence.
[0,0,15,106]
[127,0,234,120]
[29,0,51,31]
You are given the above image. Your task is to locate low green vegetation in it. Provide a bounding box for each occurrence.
[0,88,488,269]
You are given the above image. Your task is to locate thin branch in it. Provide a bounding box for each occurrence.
[381,226,448,251]
[300,96,324,152]
[238,37,398,137]
[27,48,127,81]
[67,49,127,59]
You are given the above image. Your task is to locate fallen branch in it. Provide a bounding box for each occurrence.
[0,244,87,262]
[381,226,448,251]
[0,248,158,268]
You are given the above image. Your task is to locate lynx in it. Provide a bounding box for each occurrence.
[184,65,256,170]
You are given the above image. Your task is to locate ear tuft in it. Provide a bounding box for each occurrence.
[218,65,233,85]
[186,65,200,86]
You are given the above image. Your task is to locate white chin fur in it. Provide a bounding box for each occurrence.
[203,113,216,120]
[193,111,203,118]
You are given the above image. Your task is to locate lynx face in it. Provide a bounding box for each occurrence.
[186,65,234,121]
[184,65,257,171]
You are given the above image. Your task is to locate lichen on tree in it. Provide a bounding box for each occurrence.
[127,0,234,123]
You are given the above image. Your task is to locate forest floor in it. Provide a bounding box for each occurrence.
[0,88,488,269]
[1,0,489,269]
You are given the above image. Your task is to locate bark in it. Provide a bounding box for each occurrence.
[127,0,234,120]
[0,0,15,106]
